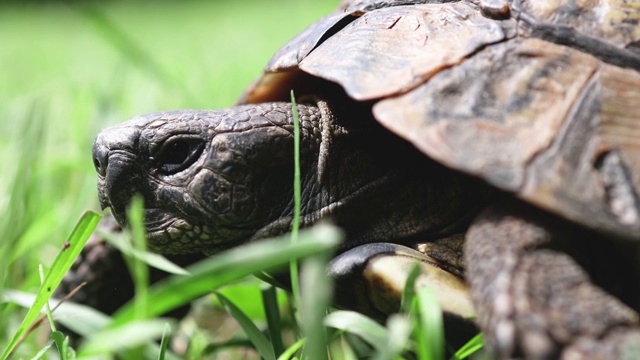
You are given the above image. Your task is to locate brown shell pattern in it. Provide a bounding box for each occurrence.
[246,0,640,238]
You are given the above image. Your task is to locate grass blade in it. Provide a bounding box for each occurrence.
[49,331,75,360]
[373,314,411,360]
[29,339,55,360]
[216,292,276,360]
[415,286,445,360]
[109,224,341,327]
[98,229,190,276]
[299,250,333,360]
[278,338,306,360]
[401,263,421,313]
[1,211,101,360]
[158,323,171,360]
[451,333,484,360]
[289,91,302,316]
[324,311,388,351]
[126,196,150,320]
[4,290,111,337]
[79,319,176,357]
[261,284,285,357]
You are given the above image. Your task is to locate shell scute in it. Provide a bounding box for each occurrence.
[300,2,513,100]
[374,37,640,236]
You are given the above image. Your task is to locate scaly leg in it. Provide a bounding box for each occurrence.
[465,202,640,359]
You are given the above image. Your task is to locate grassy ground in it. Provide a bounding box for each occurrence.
[0,1,482,358]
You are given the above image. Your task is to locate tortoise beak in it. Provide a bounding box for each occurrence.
[92,125,143,221]
[98,186,110,211]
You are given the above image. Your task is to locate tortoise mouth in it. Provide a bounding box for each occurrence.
[143,208,175,229]
[136,209,213,254]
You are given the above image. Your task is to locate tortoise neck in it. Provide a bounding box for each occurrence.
[250,102,491,249]
[299,110,491,249]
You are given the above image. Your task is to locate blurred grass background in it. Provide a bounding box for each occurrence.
[0,0,335,357]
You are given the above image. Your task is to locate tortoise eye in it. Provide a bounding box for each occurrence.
[154,137,204,175]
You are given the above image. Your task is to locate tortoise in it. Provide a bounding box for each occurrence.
[86,0,640,357]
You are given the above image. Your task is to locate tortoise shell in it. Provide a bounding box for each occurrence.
[241,0,640,240]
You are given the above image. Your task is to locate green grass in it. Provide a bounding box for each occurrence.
[0,0,483,358]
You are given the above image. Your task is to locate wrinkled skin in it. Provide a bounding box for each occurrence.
[466,202,640,358]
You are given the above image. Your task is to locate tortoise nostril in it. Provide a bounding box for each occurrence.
[92,124,143,177]
[92,141,109,177]
[93,156,101,172]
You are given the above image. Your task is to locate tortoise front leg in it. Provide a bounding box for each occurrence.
[465,201,640,359]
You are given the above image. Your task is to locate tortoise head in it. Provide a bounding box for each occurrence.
[92,103,322,254]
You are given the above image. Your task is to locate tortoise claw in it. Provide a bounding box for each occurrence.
[328,242,479,348]
[329,242,476,319]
